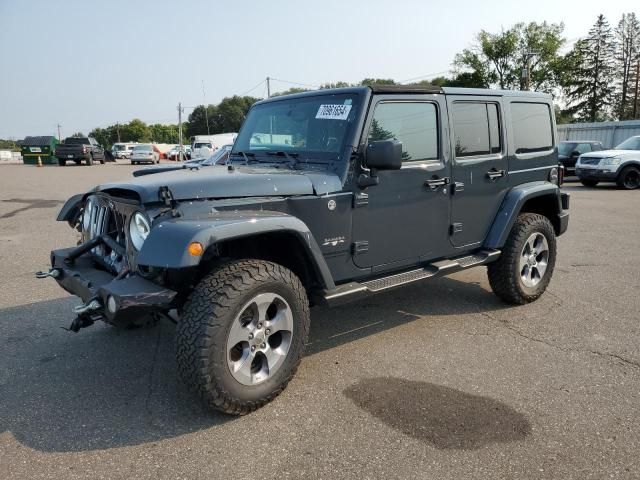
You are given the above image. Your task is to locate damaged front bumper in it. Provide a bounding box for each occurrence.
[42,247,177,331]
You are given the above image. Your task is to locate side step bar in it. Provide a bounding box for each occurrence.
[322,249,500,307]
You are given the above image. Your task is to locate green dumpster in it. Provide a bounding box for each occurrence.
[21,136,59,165]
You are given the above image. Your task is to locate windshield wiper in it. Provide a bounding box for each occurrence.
[229,151,255,164]
[265,151,299,168]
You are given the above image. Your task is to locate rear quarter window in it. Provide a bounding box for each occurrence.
[510,102,553,154]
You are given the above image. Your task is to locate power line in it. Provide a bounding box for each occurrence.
[238,79,266,97]
[400,70,452,84]
[269,77,321,89]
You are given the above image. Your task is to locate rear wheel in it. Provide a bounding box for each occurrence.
[58,159,66,166]
[86,154,93,166]
[617,166,640,190]
[580,179,599,187]
[488,213,557,304]
[74,160,81,166]
[177,260,310,415]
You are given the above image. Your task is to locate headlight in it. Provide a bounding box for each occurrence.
[129,212,151,250]
[600,157,621,166]
[82,199,93,231]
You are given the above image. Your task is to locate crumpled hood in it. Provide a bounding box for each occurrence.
[580,149,640,159]
[96,165,342,203]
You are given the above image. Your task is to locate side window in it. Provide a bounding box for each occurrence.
[511,102,553,154]
[452,102,501,157]
[367,102,438,162]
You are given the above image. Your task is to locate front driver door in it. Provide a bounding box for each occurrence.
[352,95,451,271]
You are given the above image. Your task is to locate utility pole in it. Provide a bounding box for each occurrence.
[116,122,121,143]
[202,80,210,135]
[633,59,639,119]
[178,102,184,161]
[522,51,538,91]
[57,124,62,142]
[266,76,271,98]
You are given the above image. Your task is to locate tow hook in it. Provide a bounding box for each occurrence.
[73,299,102,315]
[68,299,102,333]
[36,268,61,279]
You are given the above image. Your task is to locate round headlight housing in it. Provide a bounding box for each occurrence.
[129,212,151,250]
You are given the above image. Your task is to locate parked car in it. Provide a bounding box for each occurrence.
[575,135,640,189]
[167,145,192,161]
[130,144,159,165]
[111,143,137,159]
[40,85,569,415]
[54,137,105,166]
[558,140,604,175]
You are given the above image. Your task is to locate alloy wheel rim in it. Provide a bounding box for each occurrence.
[624,171,639,189]
[519,232,549,288]
[226,292,294,386]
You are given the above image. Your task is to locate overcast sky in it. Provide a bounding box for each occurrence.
[0,0,637,139]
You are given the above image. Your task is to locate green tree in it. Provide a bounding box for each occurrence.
[454,22,565,92]
[360,78,396,86]
[564,15,616,122]
[271,87,309,97]
[187,96,258,137]
[614,13,640,119]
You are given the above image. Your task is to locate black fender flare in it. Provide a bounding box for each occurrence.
[483,182,562,249]
[56,193,85,224]
[136,211,336,290]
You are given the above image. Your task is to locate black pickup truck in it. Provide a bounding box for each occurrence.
[54,137,106,166]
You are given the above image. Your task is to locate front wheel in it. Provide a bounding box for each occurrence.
[177,260,310,415]
[617,166,640,190]
[86,155,93,166]
[488,213,557,304]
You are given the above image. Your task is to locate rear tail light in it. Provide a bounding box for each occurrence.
[82,146,87,153]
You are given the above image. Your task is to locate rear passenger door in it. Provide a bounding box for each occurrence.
[447,96,509,248]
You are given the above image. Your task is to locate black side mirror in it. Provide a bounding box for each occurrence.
[366,140,403,170]
[570,150,580,157]
[358,139,403,189]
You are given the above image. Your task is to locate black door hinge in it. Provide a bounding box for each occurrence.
[353,191,369,208]
[450,223,463,234]
[352,241,369,255]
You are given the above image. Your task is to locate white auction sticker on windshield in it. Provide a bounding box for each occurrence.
[316,104,352,120]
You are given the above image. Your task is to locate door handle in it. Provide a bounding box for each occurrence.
[486,169,506,180]
[424,176,450,190]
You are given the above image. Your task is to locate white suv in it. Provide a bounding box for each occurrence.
[576,136,640,189]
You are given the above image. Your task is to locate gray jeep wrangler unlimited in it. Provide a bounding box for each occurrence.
[39,86,569,415]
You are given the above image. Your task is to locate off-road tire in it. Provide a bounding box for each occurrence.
[74,160,81,166]
[177,259,310,415]
[488,213,557,305]
[58,159,66,166]
[580,179,598,187]
[616,166,640,190]
[99,156,105,164]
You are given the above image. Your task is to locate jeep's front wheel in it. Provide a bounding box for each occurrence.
[488,213,556,304]
[177,260,310,415]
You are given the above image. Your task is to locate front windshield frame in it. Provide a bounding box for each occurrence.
[615,136,640,150]
[232,92,363,164]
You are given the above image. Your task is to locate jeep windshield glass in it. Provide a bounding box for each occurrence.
[615,136,640,150]
[232,93,361,162]
[557,143,576,156]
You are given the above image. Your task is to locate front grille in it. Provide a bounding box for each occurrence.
[83,194,129,273]
[579,157,602,166]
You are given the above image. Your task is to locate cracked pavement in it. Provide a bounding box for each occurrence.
[0,165,639,479]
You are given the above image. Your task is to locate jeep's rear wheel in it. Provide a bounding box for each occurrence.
[176,260,310,415]
[617,166,640,190]
[488,213,556,304]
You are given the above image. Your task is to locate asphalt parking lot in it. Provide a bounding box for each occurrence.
[0,163,639,479]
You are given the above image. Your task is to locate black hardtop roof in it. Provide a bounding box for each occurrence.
[255,85,552,105]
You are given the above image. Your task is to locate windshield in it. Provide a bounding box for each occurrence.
[133,145,152,152]
[233,92,361,162]
[194,142,212,149]
[558,143,576,156]
[615,136,640,150]
[112,144,125,151]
